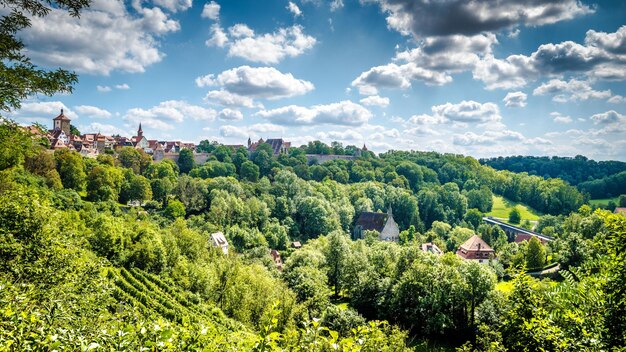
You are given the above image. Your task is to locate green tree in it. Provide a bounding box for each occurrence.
[117,147,142,173]
[508,207,521,224]
[240,160,259,182]
[464,208,483,230]
[164,199,185,219]
[177,148,195,174]
[0,0,89,113]
[86,165,123,201]
[526,236,546,269]
[127,175,152,203]
[324,231,351,297]
[55,150,86,191]
[619,194,626,207]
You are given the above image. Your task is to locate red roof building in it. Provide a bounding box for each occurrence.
[456,235,495,264]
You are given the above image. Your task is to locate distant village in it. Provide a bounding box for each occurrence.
[29,109,366,164]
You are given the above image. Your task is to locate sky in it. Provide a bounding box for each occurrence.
[8,0,626,160]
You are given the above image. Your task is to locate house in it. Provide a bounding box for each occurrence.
[291,241,302,249]
[353,207,400,242]
[456,235,495,264]
[421,242,443,255]
[210,232,229,255]
[270,249,283,271]
[614,207,626,215]
[247,137,291,156]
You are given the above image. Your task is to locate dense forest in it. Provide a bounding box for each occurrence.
[481,155,626,199]
[1,121,626,351]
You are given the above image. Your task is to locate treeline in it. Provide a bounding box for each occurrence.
[481,155,626,186]
[578,170,626,199]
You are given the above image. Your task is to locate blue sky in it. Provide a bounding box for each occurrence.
[9,0,626,160]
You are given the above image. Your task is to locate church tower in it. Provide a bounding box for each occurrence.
[53,109,71,135]
[137,123,143,138]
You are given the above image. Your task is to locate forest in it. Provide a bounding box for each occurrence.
[481,155,626,199]
[1,120,626,351]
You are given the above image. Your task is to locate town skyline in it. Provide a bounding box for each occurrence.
[6,0,626,161]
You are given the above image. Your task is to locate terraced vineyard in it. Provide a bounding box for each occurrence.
[108,267,243,332]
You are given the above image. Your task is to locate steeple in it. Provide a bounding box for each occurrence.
[247,136,252,148]
[137,123,143,138]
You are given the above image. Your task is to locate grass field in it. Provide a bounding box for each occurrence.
[589,197,619,207]
[486,195,541,221]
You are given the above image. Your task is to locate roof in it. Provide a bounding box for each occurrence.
[53,109,71,121]
[291,241,302,248]
[458,235,494,253]
[210,232,228,246]
[355,212,388,233]
[421,242,443,255]
[615,207,626,214]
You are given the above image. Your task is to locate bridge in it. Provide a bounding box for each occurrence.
[483,217,554,244]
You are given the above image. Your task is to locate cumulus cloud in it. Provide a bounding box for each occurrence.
[550,112,573,124]
[608,95,626,104]
[255,100,372,126]
[360,95,390,107]
[406,101,502,128]
[363,0,592,38]
[77,122,128,137]
[452,130,525,146]
[287,2,302,17]
[206,24,316,64]
[196,66,314,107]
[590,110,625,125]
[219,123,285,139]
[19,0,180,75]
[115,83,130,90]
[10,101,77,124]
[353,33,495,94]
[533,79,611,102]
[218,108,243,121]
[503,91,527,108]
[473,26,626,89]
[97,85,112,92]
[152,0,192,13]
[74,105,112,119]
[316,130,363,141]
[124,100,217,130]
[201,1,220,20]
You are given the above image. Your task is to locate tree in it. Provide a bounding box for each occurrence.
[55,150,86,191]
[508,207,521,224]
[526,236,546,269]
[325,231,351,297]
[0,0,89,113]
[127,175,152,203]
[69,124,80,136]
[164,200,185,219]
[619,194,626,207]
[240,160,259,182]
[117,147,141,173]
[177,149,195,174]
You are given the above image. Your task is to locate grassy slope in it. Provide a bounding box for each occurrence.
[589,197,619,207]
[486,195,541,221]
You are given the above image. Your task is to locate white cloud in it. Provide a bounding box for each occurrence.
[20,0,180,75]
[206,23,316,64]
[10,101,78,124]
[115,83,130,90]
[77,122,128,137]
[316,130,363,141]
[364,0,592,38]
[406,100,502,128]
[204,90,262,108]
[196,66,314,107]
[359,95,390,107]
[74,105,112,119]
[353,33,495,93]
[287,2,302,17]
[97,85,112,92]
[255,100,372,126]
[503,91,527,108]
[453,130,525,146]
[218,108,243,121]
[590,110,624,125]
[201,1,220,20]
[206,24,228,47]
[219,123,285,139]
[550,112,573,124]
[330,0,344,11]
[533,79,611,102]
[152,0,192,12]
[608,95,626,104]
[124,100,217,130]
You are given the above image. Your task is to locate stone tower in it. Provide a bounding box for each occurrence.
[53,109,71,135]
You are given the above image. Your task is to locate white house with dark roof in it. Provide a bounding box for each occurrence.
[353,207,400,241]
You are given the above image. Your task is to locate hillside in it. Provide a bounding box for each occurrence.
[486,195,541,222]
[1,121,625,350]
